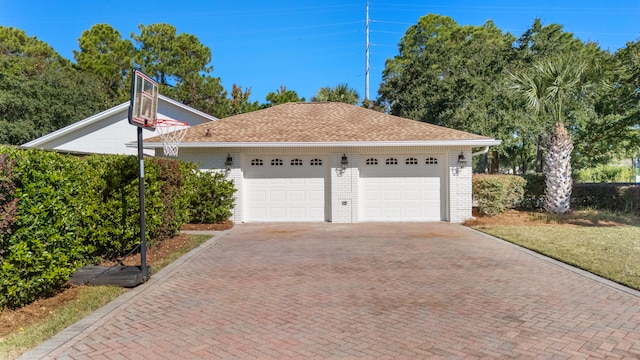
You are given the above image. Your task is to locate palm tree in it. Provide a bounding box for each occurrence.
[510,56,588,214]
[311,83,360,105]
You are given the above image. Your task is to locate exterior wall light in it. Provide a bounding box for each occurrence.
[341,154,348,170]
[225,154,233,171]
[458,152,467,169]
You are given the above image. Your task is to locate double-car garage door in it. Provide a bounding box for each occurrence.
[244,154,444,222]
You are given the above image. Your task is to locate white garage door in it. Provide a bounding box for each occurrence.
[245,156,327,222]
[359,155,444,221]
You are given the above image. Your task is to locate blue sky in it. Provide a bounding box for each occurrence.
[1,1,639,104]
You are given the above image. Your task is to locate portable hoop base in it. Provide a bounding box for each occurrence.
[156,119,189,156]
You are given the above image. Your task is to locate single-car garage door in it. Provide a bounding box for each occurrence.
[359,155,444,221]
[245,156,327,222]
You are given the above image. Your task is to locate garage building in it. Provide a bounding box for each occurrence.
[145,102,501,223]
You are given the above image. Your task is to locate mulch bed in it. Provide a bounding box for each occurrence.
[180,220,234,231]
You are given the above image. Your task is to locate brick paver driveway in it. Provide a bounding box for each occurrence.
[25,223,640,359]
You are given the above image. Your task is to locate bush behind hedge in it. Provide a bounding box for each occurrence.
[189,171,237,223]
[0,146,234,309]
[472,174,526,216]
[0,154,18,247]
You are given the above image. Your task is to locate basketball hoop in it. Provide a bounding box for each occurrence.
[155,119,189,157]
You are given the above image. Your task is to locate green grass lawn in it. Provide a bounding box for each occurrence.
[472,217,640,291]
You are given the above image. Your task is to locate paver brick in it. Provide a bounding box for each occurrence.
[23,223,640,359]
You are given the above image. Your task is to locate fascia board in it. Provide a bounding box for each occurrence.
[158,94,218,122]
[137,139,502,149]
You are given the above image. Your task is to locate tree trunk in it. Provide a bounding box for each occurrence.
[535,134,543,173]
[544,122,573,214]
[490,150,499,174]
[521,139,528,174]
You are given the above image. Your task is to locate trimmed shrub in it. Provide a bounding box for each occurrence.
[188,171,236,223]
[472,174,526,216]
[0,145,236,309]
[519,173,545,210]
[1,147,91,308]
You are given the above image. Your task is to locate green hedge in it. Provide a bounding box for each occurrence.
[0,146,235,309]
[472,174,526,216]
[571,183,640,213]
[474,172,640,214]
[189,171,237,224]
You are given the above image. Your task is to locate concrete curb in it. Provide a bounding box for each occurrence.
[18,230,229,360]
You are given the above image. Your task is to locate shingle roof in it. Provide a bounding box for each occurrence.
[148,102,495,144]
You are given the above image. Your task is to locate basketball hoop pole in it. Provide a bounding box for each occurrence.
[128,69,156,282]
[137,127,148,280]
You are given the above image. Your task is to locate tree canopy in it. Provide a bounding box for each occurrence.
[265,86,305,107]
[377,14,638,174]
[74,24,135,101]
[0,27,116,144]
[311,83,360,105]
[2,16,640,176]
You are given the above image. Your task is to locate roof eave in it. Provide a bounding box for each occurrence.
[157,94,218,122]
[137,139,502,149]
[23,95,218,148]
[23,102,129,147]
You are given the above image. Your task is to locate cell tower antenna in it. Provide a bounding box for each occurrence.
[365,0,370,102]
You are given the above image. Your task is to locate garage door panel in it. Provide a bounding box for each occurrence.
[246,156,326,222]
[289,190,305,201]
[383,177,402,184]
[308,207,325,218]
[360,155,443,222]
[363,190,381,201]
[384,190,401,201]
[289,207,307,218]
[403,177,421,184]
[404,206,422,217]
[363,205,381,216]
[269,208,286,219]
[288,178,305,185]
[249,191,267,201]
[405,189,420,199]
[384,207,402,217]
[270,191,286,201]
[309,190,324,201]
[250,208,267,218]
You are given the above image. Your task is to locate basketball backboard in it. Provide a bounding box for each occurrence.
[128,69,159,131]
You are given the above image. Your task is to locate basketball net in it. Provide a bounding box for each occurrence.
[155,119,189,157]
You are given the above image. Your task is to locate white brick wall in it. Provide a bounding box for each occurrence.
[330,153,359,223]
[448,150,473,223]
[173,146,478,224]
[226,152,243,224]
